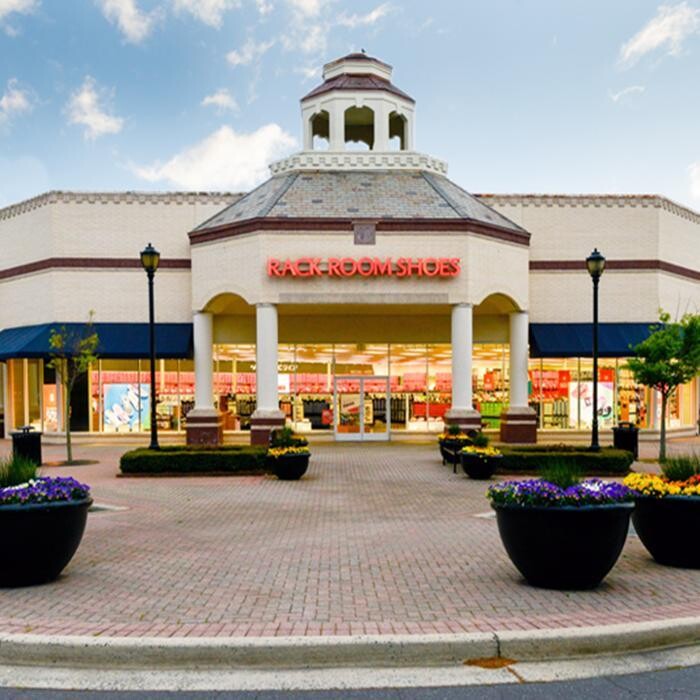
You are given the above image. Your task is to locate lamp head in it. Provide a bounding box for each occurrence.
[140,243,160,274]
[586,248,606,279]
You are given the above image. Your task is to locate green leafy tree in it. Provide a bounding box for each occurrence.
[47,313,99,464]
[627,312,700,462]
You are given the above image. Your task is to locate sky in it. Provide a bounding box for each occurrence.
[1,0,700,208]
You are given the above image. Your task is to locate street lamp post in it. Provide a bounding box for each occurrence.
[586,248,606,452]
[140,243,161,450]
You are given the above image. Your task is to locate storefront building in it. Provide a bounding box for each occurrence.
[1,53,698,443]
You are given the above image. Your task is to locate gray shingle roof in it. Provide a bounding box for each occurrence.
[194,170,525,233]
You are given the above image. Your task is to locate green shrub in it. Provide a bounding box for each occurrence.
[119,445,269,475]
[0,454,38,487]
[471,431,489,448]
[540,459,583,488]
[498,446,634,476]
[661,454,700,482]
[446,424,462,436]
[269,427,308,448]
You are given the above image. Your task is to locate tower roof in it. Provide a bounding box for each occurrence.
[191,170,526,239]
[302,52,414,103]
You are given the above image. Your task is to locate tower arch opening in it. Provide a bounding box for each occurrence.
[389,111,407,151]
[344,106,374,150]
[310,110,330,150]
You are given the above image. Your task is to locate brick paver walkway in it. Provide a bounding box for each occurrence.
[0,439,699,638]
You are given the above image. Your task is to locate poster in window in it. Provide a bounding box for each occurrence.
[103,383,150,432]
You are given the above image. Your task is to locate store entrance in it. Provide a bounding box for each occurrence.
[334,376,390,441]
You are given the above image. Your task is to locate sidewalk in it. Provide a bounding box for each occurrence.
[0,440,698,644]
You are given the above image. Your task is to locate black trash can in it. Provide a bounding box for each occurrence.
[11,426,43,466]
[612,421,639,460]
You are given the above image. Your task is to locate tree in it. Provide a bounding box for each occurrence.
[47,313,99,464]
[627,312,700,462]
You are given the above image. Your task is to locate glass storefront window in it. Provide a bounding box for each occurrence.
[390,344,428,429]
[473,344,508,429]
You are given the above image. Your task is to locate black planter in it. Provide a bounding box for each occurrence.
[439,438,470,466]
[0,498,92,587]
[460,453,502,480]
[632,496,700,568]
[271,453,310,481]
[494,502,633,590]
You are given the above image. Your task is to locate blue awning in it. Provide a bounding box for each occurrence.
[529,323,655,358]
[0,323,193,360]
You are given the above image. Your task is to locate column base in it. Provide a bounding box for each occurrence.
[445,408,482,433]
[186,409,223,446]
[250,410,286,446]
[499,407,538,444]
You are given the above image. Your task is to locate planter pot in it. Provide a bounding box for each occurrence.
[493,502,633,590]
[0,498,92,588]
[270,454,310,481]
[439,438,470,466]
[461,453,502,480]
[632,495,700,568]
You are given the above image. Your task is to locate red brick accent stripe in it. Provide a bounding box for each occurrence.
[530,259,700,282]
[188,217,530,246]
[0,257,191,280]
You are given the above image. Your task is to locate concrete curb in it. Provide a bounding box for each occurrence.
[1,617,699,670]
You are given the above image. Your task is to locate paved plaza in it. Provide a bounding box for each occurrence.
[0,439,699,639]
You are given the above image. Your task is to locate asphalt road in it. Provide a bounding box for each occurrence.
[1,665,700,699]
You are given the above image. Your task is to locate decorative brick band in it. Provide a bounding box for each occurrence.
[530,259,700,282]
[189,217,530,247]
[0,257,191,281]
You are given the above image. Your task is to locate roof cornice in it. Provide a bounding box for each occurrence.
[0,191,242,222]
[476,193,700,225]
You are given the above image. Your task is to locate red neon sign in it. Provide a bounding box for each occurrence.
[267,257,460,278]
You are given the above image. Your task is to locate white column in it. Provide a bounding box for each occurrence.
[373,103,389,151]
[255,303,280,413]
[193,311,214,410]
[509,311,530,408]
[329,104,345,151]
[450,303,473,411]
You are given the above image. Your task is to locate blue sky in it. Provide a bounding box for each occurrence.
[1,0,700,208]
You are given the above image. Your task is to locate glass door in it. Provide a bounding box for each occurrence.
[334,376,390,441]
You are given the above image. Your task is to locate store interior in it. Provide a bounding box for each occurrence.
[3,343,697,436]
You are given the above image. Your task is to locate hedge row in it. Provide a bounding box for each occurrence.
[120,445,269,475]
[497,446,635,475]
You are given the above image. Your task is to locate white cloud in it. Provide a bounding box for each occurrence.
[172,0,239,28]
[295,64,320,81]
[66,76,124,140]
[286,0,326,16]
[0,78,33,124]
[0,0,38,34]
[201,88,239,112]
[132,124,296,190]
[0,0,37,20]
[337,3,392,29]
[690,162,700,200]
[609,85,646,102]
[256,0,273,15]
[97,0,156,43]
[619,2,700,67]
[227,37,275,65]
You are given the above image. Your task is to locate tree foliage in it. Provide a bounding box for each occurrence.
[47,312,99,464]
[626,312,700,461]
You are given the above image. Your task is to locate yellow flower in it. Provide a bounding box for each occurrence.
[623,472,700,497]
[461,446,501,457]
[268,446,310,458]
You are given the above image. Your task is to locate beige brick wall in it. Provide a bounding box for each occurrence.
[191,229,530,313]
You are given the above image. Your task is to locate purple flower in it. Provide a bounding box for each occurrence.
[0,477,91,506]
[487,478,635,508]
